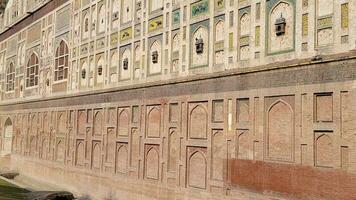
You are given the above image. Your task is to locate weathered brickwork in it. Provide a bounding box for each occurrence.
[0,0,356,199]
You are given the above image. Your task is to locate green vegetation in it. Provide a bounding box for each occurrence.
[0,178,28,200]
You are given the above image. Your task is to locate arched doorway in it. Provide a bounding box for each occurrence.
[3,118,13,155]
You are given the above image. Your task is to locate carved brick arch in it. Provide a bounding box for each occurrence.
[237,130,250,159]
[239,12,250,36]
[145,145,159,180]
[172,33,180,52]
[110,52,118,83]
[91,142,101,170]
[5,62,15,91]
[76,141,85,166]
[3,117,13,154]
[121,48,131,61]
[54,40,69,81]
[266,99,294,162]
[41,138,48,159]
[147,106,161,138]
[116,144,128,173]
[110,50,118,67]
[193,26,209,45]
[48,30,53,55]
[121,48,131,79]
[189,104,208,139]
[56,140,65,162]
[269,0,294,17]
[118,109,129,136]
[134,45,140,62]
[4,117,13,131]
[150,40,161,50]
[43,113,50,132]
[315,134,333,167]
[149,40,162,74]
[55,39,69,52]
[29,136,36,156]
[77,111,86,135]
[30,114,37,135]
[83,13,90,36]
[57,113,66,134]
[6,62,16,91]
[130,129,140,167]
[93,110,103,136]
[96,57,104,84]
[192,26,209,67]
[80,61,88,87]
[193,25,207,36]
[168,129,178,172]
[26,52,39,87]
[98,4,106,33]
[188,149,207,189]
[212,130,224,181]
[215,20,225,42]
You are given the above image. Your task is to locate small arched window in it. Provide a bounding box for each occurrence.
[84,18,89,32]
[26,53,39,87]
[98,5,106,33]
[54,41,69,81]
[6,63,15,91]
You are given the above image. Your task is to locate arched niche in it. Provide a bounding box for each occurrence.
[98,5,106,33]
[147,107,161,138]
[239,13,250,36]
[116,144,128,173]
[92,142,101,170]
[189,105,208,139]
[192,26,209,67]
[3,118,13,155]
[267,99,294,162]
[93,111,103,136]
[215,20,225,42]
[145,146,159,180]
[268,1,295,54]
[118,109,129,136]
[149,40,162,75]
[188,149,207,189]
[120,49,131,80]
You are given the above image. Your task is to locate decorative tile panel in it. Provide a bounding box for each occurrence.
[148,16,163,32]
[239,36,250,46]
[120,27,133,42]
[317,16,333,29]
[302,14,308,36]
[191,0,209,18]
[110,32,118,46]
[255,26,260,46]
[172,9,180,24]
[341,3,349,29]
